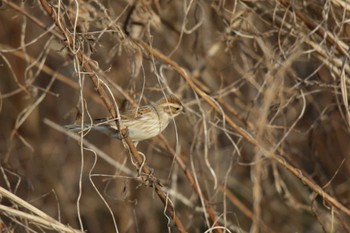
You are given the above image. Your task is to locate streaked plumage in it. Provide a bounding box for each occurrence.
[65,95,184,142]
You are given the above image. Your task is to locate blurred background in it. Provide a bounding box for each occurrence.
[1,0,350,232]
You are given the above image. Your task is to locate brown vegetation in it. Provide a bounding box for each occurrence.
[1,0,350,232]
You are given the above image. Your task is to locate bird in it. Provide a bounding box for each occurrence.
[65,95,184,143]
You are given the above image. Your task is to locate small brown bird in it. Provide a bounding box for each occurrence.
[65,95,184,143]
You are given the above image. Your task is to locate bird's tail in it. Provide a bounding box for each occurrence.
[64,119,120,138]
